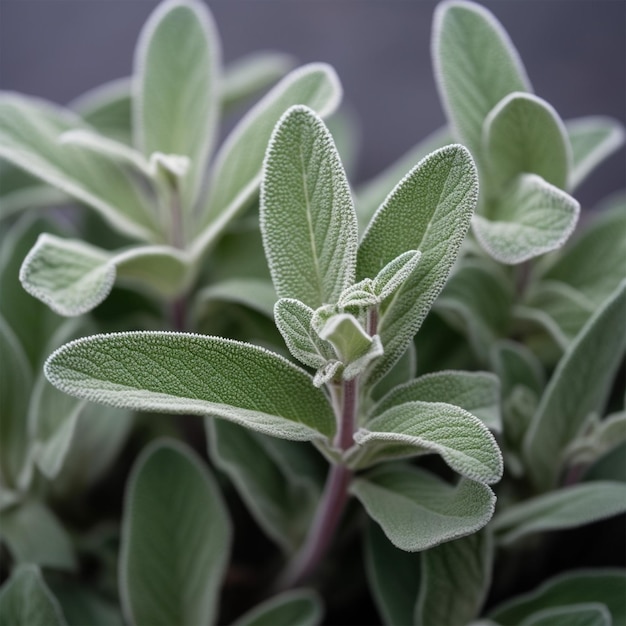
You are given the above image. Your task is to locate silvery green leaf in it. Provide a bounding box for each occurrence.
[372,370,501,433]
[364,521,420,626]
[489,570,626,626]
[370,343,416,404]
[372,250,422,302]
[20,234,191,316]
[120,440,230,626]
[195,278,277,319]
[566,411,626,467]
[337,280,377,311]
[0,93,159,241]
[0,565,67,626]
[193,63,341,257]
[208,419,322,553]
[274,298,335,370]
[0,500,76,571]
[313,360,343,388]
[353,401,502,483]
[318,313,372,365]
[524,281,626,491]
[351,464,496,552]
[473,173,579,265]
[567,116,625,190]
[356,126,453,232]
[222,52,295,114]
[231,589,323,626]
[342,335,384,381]
[416,530,493,626]
[45,332,335,442]
[483,93,570,192]
[519,604,610,626]
[261,105,357,308]
[492,481,626,546]
[357,145,478,383]
[432,0,531,167]
[134,0,220,211]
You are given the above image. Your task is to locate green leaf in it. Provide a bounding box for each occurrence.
[207,419,323,553]
[318,313,375,366]
[416,530,493,626]
[0,565,67,626]
[357,144,478,383]
[489,570,626,626]
[232,589,323,626]
[193,63,341,257]
[372,250,422,302]
[432,0,531,167]
[0,93,158,241]
[567,411,626,467]
[583,442,626,483]
[120,440,231,626]
[473,173,579,265]
[351,464,496,552]
[567,116,625,190]
[45,332,336,442]
[0,500,76,571]
[372,370,501,432]
[483,93,570,191]
[520,604,610,626]
[524,281,626,490]
[364,521,421,626]
[371,343,416,403]
[492,481,626,545]
[353,401,503,483]
[47,582,123,626]
[195,278,277,319]
[134,0,220,210]
[261,105,357,308]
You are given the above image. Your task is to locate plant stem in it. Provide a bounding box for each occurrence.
[334,377,357,451]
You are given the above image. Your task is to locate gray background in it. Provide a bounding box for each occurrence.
[1,0,624,211]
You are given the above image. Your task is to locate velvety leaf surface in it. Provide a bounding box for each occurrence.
[120,440,231,626]
[261,105,357,308]
[232,589,323,626]
[351,464,496,552]
[45,332,335,441]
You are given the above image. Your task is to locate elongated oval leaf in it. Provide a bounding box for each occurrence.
[120,440,230,626]
[45,331,335,441]
[134,0,220,211]
[357,145,478,382]
[232,589,323,626]
[351,464,496,552]
[261,105,357,307]
[524,281,626,490]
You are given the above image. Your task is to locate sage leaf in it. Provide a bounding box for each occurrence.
[416,530,493,626]
[196,278,277,319]
[193,63,341,257]
[483,93,570,191]
[44,332,335,441]
[489,570,626,626]
[232,589,323,626]
[353,401,503,483]
[519,604,610,626]
[372,250,422,302]
[261,105,357,308]
[371,343,417,403]
[473,173,579,265]
[351,463,496,552]
[357,145,478,383]
[372,370,501,432]
[492,481,626,545]
[566,411,626,467]
[134,0,220,210]
[567,116,625,190]
[0,565,67,626]
[432,0,531,166]
[524,281,626,490]
[120,440,230,626]
[47,582,123,626]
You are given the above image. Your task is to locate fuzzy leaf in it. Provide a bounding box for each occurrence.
[473,173,579,265]
[416,530,493,626]
[489,570,626,626]
[261,105,357,308]
[120,440,230,626]
[318,314,372,364]
[567,116,625,190]
[45,332,335,442]
[351,464,496,552]
[134,0,220,210]
[484,93,570,191]
[373,370,501,432]
[492,481,626,545]
[232,589,323,626]
[353,401,503,483]
[0,565,67,626]
[524,281,626,490]
[432,0,531,166]
[372,250,422,302]
[193,63,341,257]
[357,145,478,383]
